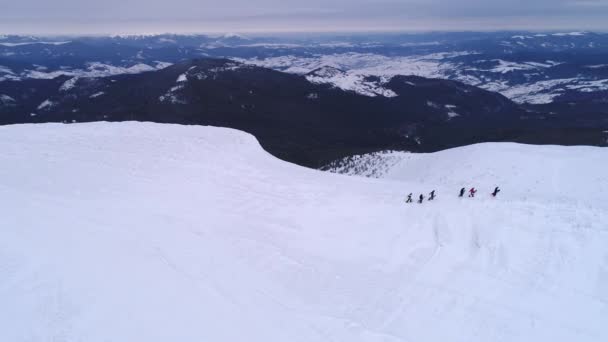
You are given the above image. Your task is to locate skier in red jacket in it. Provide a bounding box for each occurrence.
[469,188,477,198]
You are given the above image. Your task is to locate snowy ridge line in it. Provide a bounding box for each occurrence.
[36,99,55,110]
[482,78,608,104]
[0,62,173,82]
[0,94,16,103]
[60,77,79,91]
[236,52,608,104]
[305,66,397,97]
[159,61,250,104]
[238,52,472,98]
[322,150,410,178]
[0,41,71,47]
[236,51,472,78]
[487,59,561,74]
[24,61,173,80]
[1,122,607,342]
[0,65,15,74]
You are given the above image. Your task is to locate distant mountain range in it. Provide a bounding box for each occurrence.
[3,32,608,104]
[2,57,606,167]
[1,32,608,166]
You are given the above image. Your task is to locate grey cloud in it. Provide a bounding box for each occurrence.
[0,0,607,34]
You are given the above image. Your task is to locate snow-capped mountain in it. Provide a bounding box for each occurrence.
[8,57,606,167]
[3,32,608,105]
[0,61,172,82]
[239,52,608,105]
[1,122,606,342]
[2,32,608,167]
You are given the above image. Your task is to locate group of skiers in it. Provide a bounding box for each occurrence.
[405,190,436,204]
[405,187,500,204]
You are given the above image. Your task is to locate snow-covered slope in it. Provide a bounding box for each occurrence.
[306,66,397,97]
[324,145,608,205]
[24,61,173,80]
[1,122,607,342]
[239,53,608,104]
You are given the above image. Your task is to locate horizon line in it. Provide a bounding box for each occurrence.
[1,28,607,37]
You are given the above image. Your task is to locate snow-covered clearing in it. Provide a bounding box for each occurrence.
[238,52,469,78]
[306,66,397,97]
[1,122,607,342]
[21,62,173,80]
[236,53,606,104]
[0,41,71,47]
[36,99,55,110]
[0,94,16,103]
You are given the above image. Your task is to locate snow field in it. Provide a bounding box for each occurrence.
[0,122,607,342]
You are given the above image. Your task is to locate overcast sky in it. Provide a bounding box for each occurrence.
[1,0,608,34]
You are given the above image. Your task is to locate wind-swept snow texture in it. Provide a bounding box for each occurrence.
[1,122,607,342]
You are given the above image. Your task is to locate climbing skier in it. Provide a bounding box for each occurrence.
[406,193,413,203]
[459,187,466,197]
[469,188,477,198]
[492,187,501,197]
[429,190,436,201]
[418,194,424,203]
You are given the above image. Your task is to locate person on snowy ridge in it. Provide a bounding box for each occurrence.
[418,194,424,204]
[429,190,436,201]
[469,188,477,198]
[406,193,413,203]
[459,187,465,197]
[492,187,501,197]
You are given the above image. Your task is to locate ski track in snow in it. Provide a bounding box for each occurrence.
[0,122,607,342]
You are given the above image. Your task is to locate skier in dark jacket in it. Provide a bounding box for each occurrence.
[459,187,465,197]
[406,193,413,203]
[469,188,477,198]
[418,194,424,203]
[429,190,436,201]
[492,187,501,197]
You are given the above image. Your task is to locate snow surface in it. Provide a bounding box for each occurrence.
[219,32,250,40]
[239,52,471,98]
[0,41,71,47]
[0,65,20,82]
[239,43,303,48]
[586,64,608,69]
[159,86,186,104]
[484,78,608,104]
[488,59,560,74]
[159,72,190,104]
[160,62,250,103]
[0,94,15,103]
[1,122,607,342]
[0,65,15,75]
[236,52,608,104]
[36,99,55,110]
[176,73,188,83]
[323,150,410,178]
[444,104,460,118]
[306,66,397,97]
[238,52,469,79]
[15,62,173,81]
[552,32,587,37]
[59,77,79,91]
